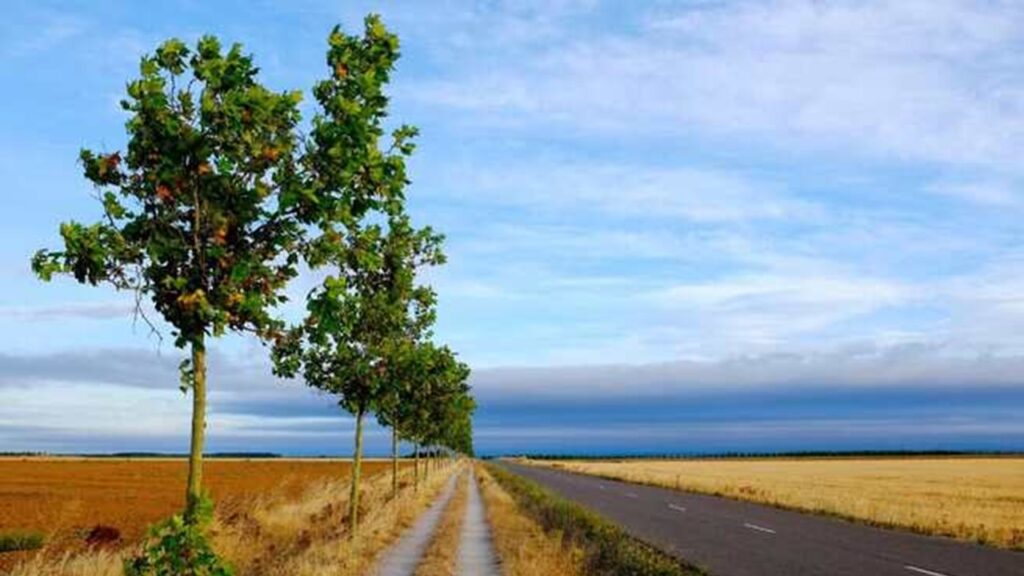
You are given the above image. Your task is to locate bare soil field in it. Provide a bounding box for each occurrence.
[0,457,399,571]
[538,456,1024,549]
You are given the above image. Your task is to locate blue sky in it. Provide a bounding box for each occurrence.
[2,0,1024,456]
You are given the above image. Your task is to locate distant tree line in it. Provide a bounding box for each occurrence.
[31,14,474,575]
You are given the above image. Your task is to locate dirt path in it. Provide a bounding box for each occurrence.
[457,470,500,576]
[375,471,461,576]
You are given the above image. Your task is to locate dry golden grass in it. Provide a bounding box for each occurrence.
[7,549,122,576]
[4,457,454,576]
[538,457,1024,549]
[414,472,469,576]
[477,465,584,576]
[214,459,461,576]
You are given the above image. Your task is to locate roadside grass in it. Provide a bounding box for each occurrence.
[414,471,469,576]
[7,549,122,576]
[213,459,462,575]
[485,463,705,576]
[8,459,461,576]
[535,457,1024,550]
[476,464,585,576]
[0,532,44,553]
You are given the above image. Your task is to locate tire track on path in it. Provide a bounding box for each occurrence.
[375,471,462,576]
[457,469,500,576]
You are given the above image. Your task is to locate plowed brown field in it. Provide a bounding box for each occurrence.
[0,457,398,570]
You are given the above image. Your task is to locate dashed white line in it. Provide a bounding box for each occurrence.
[668,504,687,513]
[743,522,776,534]
[598,484,607,491]
[624,492,639,499]
[904,566,951,576]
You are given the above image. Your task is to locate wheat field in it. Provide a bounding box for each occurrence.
[0,456,440,575]
[539,457,1024,549]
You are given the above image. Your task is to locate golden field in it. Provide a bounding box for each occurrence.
[0,456,412,573]
[539,457,1024,549]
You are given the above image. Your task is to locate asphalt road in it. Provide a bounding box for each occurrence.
[501,462,1024,576]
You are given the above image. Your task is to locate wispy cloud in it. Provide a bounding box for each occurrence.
[0,301,136,321]
[416,0,1024,170]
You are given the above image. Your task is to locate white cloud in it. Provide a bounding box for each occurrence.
[435,161,820,223]
[929,180,1021,207]
[0,301,137,321]
[416,0,1024,170]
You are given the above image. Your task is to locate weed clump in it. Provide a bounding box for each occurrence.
[0,531,44,553]
[124,495,232,576]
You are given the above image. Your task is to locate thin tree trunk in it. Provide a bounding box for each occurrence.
[414,443,420,491]
[391,425,399,499]
[349,406,365,536]
[184,336,207,523]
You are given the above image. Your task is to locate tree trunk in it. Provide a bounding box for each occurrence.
[414,443,420,491]
[184,336,207,523]
[349,407,365,536]
[391,425,399,499]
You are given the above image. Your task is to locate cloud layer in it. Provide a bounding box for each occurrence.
[1,346,1021,455]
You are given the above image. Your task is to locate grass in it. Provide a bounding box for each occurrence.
[0,531,44,553]
[213,458,461,575]
[414,471,469,576]
[8,458,461,576]
[485,463,705,576]
[476,464,584,576]
[7,549,122,576]
[536,457,1024,549]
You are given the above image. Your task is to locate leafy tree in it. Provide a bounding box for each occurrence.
[403,346,472,480]
[31,35,304,527]
[272,15,443,534]
[377,340,458,496]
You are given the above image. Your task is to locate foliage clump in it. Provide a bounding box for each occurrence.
[124,496,232,576]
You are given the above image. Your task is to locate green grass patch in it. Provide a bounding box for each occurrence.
[486,463,705,576]
[0,531,44,553]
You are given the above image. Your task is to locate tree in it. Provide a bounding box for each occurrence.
[377,340,458,497]
[376,341,425,498]
[32,36,304,524]
[272,15,443,535]
[403,346,472,481]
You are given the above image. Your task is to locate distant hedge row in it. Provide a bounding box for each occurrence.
[486,463,705,576]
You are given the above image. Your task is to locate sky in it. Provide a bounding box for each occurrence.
[2,0,1024,456]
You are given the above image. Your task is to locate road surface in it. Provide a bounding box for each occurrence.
[501,461,1024,576]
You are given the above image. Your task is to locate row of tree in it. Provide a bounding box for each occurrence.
[31,13,472,566]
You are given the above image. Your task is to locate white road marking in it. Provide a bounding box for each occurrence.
[598,484,607,491]
[668,504,687,513]
[743,522,776,534]
[904,566,952,576]
[625,492,639,499]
